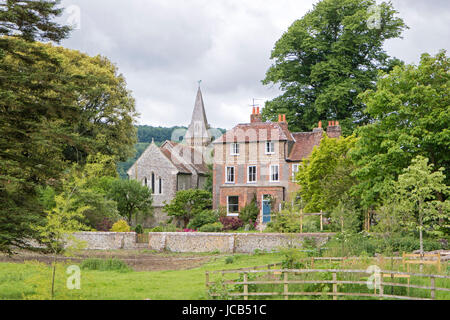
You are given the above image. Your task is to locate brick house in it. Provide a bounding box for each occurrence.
[212,108,341,225]
[127,88,214,227]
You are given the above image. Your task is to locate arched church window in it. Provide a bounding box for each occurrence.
[151,173,155,194]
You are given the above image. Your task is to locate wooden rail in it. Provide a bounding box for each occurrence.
[403,252,442,272]
[206,268,450,300]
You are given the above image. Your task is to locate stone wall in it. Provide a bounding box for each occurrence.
[148,232,334,253]
[72,232,136,250]
[70,232,333,252]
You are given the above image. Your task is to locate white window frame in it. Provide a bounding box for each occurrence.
[265,141,275,154]
[226,166,235,184]
[292,164,299,180]
[270,164,279,182]
[230,143,240,156]
[227,196,239,216]
[247,165,257,183]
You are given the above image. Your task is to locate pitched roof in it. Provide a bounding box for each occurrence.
[213,121,295,144]
[287,130,324,161]
[185,87,211,141]
[161,141,209,175]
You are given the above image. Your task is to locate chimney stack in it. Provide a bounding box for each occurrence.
[326,120,342,138]
[250,106,262,123]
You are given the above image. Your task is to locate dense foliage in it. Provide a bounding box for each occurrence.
[351,51,450,207]
[163,189,212,228]
[262,0,407,133]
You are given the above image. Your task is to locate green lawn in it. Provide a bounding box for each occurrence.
[0,253,284,300]
[0,252,448,300]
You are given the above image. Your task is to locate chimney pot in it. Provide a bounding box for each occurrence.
[257,107,260,114]
[318,121,322,128]
[283,114,286,122]
[278,114,282,122]
[252,107,255,115]
[336,121,339,126]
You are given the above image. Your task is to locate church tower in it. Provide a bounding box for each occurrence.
[184,87,211,147]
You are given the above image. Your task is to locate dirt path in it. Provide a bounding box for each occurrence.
[0,250,217,272]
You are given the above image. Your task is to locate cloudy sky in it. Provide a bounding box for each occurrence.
[59,0,450,129]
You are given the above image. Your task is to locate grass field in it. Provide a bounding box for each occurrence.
[0,252,448,300]
[0,252,284,300]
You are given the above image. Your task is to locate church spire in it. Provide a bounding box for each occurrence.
[185,86,211,147]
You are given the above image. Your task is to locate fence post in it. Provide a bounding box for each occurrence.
[284,272,289,300]
[243,273,248,301]
[430,276,436,300]
[320,210,323,232]
[205,271,210,297]
[379,273,383,300]
[437,253,441,273]
[332,273,337,300]
[300,209,303,233]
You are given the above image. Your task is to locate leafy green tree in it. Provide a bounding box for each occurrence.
[0,0,71,42]
[33,194,89,299]
[108,179,153,225]
[0,3,137,253]
[262,0,407,133]
[296,134,358,213]
[163,189,212,228]
[381,156,449,255]
[351,51,450,208]
[0,0,72,254]
[59,154,120,229]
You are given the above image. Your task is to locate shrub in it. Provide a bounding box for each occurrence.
[110,220,131,232]
[134,224,144,234]
[95,217,115,232]
[199,222,224,232]
[80,258,131,272]
[239,197,259,225]
[219,217,244,231]
[225,256,235,264]
[266,209,300,233]
[187,210,219,229]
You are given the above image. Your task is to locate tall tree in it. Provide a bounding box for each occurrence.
[296,134,359,213]
[0,0,72,254]
[381,156,449,254]
[262,0,407,133]
[163,189,212,228]
[0,0,71,42]
[108,179,153,225]
[351,51,450,208]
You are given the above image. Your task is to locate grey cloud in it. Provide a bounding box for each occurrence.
[59,0,450,129]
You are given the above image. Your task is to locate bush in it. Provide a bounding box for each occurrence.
[220,217,244,231]
[134,224,144,234]
[80,258,131,272]
[95,217,115,232]
[110,220,131,232]
[324,232,447,257]
[199,222,224,232]
[239,197,259,225]
[187,210,219,229]
[266,209,300,233]
[225,256,235,264]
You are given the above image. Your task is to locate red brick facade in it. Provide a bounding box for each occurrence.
[212,109,341,222]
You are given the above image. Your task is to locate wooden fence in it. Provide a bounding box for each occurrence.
[206,268,450,300]
[269,210,327,232]
[403,252,442,272]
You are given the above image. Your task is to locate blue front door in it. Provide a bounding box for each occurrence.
[262,196,271,223]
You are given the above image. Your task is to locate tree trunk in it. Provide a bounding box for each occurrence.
[51,254,56,299]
